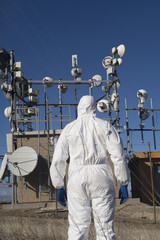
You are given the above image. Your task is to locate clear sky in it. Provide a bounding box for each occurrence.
[0,0,160,158]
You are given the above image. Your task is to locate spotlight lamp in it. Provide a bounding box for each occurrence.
[137,89,148,104]
[139,109,150,120]
[97,99,110,113]
[71,67,82,78]
[92,75,103,87]
[58,84,68,94]
[42,77,54,88]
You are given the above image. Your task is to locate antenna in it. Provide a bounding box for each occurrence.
[8,146,38,177]
[0,154,8,181]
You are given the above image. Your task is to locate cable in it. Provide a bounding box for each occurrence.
[0,6,51,73]
[11,0,69,76]
[28,0,71,67]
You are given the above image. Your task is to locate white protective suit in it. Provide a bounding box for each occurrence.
[50,95,129,240]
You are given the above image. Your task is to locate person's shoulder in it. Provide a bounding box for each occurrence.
[62,119,78,132]
[94,116,110,128]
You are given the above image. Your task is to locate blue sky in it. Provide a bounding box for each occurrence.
[0,0,160,158]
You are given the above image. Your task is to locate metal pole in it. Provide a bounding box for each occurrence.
[125,98,131,156]
[10,49,17,204]
[44,85,47,130]
[148,142,156,223]
[74,81,77,118]
[58,84,63,129]
[150,98,156,149]
[46,98,52,200]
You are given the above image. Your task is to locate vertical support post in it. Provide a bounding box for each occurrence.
[58,82,63,129]
[44,85,47,130]
[150,98,156,149]
[10,49,17,204]
[125,98,131,156]
[148,142,156,223]
[106,69,112,123]
[46,98,52,200]
[74,82,77,118]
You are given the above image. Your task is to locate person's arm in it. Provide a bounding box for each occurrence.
[50,128,69,189]
[106,123,129,185]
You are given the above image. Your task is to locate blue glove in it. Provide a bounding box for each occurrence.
[119,184,128,204]
[57,188,67,206]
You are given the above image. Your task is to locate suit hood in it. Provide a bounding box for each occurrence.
[78,95,96,117]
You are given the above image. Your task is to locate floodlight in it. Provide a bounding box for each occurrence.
[42,77,54,87]
[97,99,110,113]
[58,84,68,94]
[71,67,82,78]
[28,96,39,104]
[92,75,102,87]
[137,89,148,104]
[111,91,119,111]
[139,109,149,120]
[28,88,40,96]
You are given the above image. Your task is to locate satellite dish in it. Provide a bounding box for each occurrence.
[92,75,102,87]
[97,99,110,113]
[4,106,12,118]
[117,44,125,58]
[0,154,8,181]
[8,146,38,176]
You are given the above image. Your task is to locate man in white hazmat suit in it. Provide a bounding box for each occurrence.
[50,95,129,240]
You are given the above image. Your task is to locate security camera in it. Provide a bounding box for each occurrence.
[137,89,148,104]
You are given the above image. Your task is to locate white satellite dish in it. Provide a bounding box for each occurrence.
[4,106,12,118]
[0,154,8,181]
[117,44,125,58]
[112,44,125,58]
[97,99,110,113]
[8,146,38,177]
[92,75,102,87]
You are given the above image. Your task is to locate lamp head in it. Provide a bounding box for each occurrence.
[137,89,148,104]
